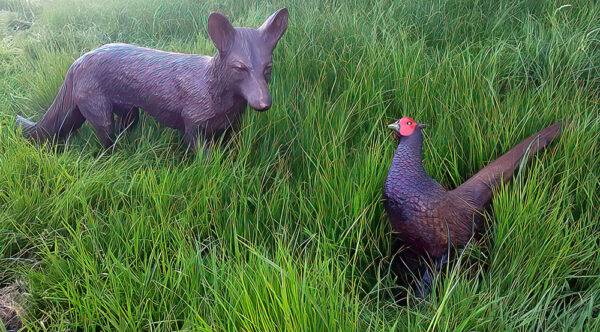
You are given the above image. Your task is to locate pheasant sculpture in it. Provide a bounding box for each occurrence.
[383,117,561,296]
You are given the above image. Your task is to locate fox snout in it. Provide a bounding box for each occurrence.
[249,96,271,111]
[241,78,272,112]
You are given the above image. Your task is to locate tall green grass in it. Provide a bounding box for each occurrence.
[0,0,599,330]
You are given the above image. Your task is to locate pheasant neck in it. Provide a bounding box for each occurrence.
[383,128,439,204]
[390,129,428,178]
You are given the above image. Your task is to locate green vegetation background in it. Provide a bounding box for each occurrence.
[0,0,599,330]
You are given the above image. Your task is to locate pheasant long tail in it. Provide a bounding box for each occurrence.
[453,122,562,208]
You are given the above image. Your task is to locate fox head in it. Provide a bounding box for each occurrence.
[208,8,289,111]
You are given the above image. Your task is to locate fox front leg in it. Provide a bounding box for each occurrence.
[183,120,209,153]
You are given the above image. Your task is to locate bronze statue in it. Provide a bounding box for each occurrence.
[384,117,561,296]
[16,9,289,151]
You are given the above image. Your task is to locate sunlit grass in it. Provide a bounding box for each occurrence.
[0,0,599,330]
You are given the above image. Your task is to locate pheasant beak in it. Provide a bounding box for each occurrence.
[388,123,400,131]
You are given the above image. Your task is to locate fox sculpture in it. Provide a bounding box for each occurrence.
[16,8,289,150]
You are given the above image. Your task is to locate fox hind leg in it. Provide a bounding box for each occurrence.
[93,118,116,149]
[55,106,86,139]
[77,96,115,148]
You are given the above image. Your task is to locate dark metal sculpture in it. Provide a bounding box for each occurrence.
[16,8,289,151]
[383,117,561,297]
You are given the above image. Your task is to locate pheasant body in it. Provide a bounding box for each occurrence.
[383,118,561,259]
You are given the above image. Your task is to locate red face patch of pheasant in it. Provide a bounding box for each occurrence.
[399,117,417,136]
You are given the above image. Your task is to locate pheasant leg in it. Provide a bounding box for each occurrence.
[413,254,448,298]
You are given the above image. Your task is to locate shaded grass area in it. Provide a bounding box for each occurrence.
[0,0,599,330]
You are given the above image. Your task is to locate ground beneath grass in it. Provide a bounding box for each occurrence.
[0,281,24,332]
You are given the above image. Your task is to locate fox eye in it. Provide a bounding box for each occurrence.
[232,64,249,73]
[264,64,272,79]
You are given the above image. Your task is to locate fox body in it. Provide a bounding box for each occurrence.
[16,8,289,150]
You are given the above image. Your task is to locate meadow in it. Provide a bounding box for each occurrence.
[0,0,599,330]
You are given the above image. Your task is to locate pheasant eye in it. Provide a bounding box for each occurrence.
[407,121,413,126]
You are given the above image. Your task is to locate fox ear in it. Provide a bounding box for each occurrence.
[259,8,289,49]
[208,12,235,54]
